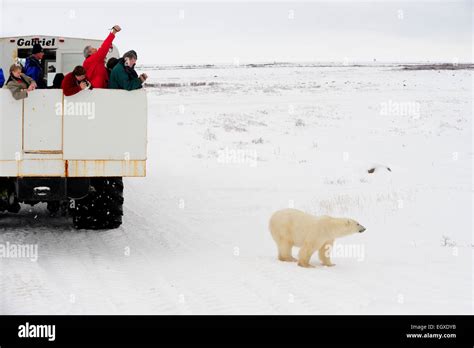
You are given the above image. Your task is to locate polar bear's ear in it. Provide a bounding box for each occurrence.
[346,220,351,225]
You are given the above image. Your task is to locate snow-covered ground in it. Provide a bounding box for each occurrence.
[0,65,472,314]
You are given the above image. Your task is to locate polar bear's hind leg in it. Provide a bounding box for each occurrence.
[278,240,296,262]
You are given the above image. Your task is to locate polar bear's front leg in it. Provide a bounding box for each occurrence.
[297,243,320,268]
[318,239,335,267]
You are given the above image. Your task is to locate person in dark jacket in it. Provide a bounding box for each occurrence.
[106,57,119,78]
[0,68,5,88]
[108,50,147,90]
[5,64,37,100]
[24,43,46,89]
[49,73,64,89]
[62,66,91,96]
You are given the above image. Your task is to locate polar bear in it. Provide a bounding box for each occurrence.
[269,209,366,268]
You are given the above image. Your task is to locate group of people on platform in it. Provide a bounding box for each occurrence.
[1,25,148,100]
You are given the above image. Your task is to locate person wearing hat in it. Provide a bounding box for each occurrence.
[24,43,46,89]
[108,50,148,91]
[83,25,121,88]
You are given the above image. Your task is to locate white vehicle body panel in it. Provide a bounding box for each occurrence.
[0,90,22,160]
[24,90,63,152]
[63,89,148,160]
[0,89,147,177]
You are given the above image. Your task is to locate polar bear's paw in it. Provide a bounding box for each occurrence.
[323,263,336,267]
[279,255,297,262]
[297,261,315,268]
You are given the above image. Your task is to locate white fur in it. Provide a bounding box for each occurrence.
[269,209,365,268]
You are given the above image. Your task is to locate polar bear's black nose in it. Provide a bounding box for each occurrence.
[359,226,366,233]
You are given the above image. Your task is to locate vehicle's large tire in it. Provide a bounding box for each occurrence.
[47,201,60,216]
[47,201,69,217]
[71,178,124,230]
[7,200,21,213]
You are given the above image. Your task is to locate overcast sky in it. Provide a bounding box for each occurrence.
[0,0,472,64]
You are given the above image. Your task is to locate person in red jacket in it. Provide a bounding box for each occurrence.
[83,25,121,88]
[62,66,90,96]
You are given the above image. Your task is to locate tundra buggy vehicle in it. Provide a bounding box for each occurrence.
[0,36,147,229]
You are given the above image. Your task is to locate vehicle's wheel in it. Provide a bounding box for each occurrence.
[71,178,124,230]
[47,201,60,216]
[7,200,21,213]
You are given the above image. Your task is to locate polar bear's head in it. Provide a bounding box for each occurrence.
[341,219,366,236]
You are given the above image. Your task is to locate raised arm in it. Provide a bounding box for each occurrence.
[92,25,121,63]
[91,33,115,63]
